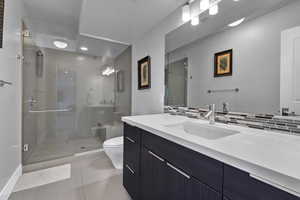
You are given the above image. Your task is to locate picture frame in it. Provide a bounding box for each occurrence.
[138,56,151,90]
[214,49,233,77]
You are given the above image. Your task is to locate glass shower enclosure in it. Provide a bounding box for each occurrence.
[22,36,131,165]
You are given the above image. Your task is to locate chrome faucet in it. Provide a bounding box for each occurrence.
[204,104,215,125]
[223,102,229,113]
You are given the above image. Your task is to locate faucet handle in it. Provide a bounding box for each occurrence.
[208,104,215,111]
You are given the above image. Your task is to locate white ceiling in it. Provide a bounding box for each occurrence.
[23,0,82,40]
[23,0,187,58]
[166,0,297,53]
[79,0,187,44]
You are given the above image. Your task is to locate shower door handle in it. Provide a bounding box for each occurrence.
[29,108,72,113]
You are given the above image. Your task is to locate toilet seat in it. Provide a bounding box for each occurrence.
[103,137,123,147]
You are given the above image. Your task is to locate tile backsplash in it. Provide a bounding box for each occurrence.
[164,106,300,136]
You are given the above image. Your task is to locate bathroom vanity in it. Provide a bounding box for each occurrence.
[122,114,300,200]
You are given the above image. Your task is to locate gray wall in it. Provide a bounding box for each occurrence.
[0,0,23,195]
[167,1,300,114]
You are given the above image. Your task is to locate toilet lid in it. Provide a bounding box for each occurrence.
[103,137,123,147]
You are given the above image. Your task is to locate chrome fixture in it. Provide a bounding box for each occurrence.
[28,108,72,113]
[223,102,229,113]
[207,88,239,94]
[204,104,216,125]
[25,96,38,108]
[0,80,13,87]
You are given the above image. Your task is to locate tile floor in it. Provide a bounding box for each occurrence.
[10,152,131,200]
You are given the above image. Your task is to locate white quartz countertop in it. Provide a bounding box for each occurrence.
[122,114,300,197]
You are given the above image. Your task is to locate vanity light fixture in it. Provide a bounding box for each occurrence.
[209,4,218,15]
[228,17,245,27]
[53,40,68,49]
[191,15,199,26]
[80,46,88,51]
[200,0,210,10]
[182,3,191,22]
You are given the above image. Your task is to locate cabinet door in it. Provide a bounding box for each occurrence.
[164,162,190,200]
[141,148,166,200]
[123,163,139,200]
[124,123,140,170]
[186,178,222,200]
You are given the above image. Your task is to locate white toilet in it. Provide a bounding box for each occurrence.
[103,136,124,169]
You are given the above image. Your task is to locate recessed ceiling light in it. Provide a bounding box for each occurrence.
[228,17,245,27]
[53,40,68,49]
[80,46,88,51]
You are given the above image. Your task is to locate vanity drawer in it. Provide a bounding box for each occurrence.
[124,123,141,169]
[224,165,300,200]
[141,130,223,192]
[123,162,139,200]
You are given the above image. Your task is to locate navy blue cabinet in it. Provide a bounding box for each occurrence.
[186,178,222,200]
[123,123,300,200]
[140,147,166,200]
[224,165,300,200]
[123,124,141,200]
[140,146,221,200]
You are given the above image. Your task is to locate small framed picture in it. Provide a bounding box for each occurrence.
[138,56,151,90]
[214,49,233,77]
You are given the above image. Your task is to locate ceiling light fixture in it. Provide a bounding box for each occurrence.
[53,40,68,49]
[209,4,218,15]
[102,67,115,76]
[200,0,210,10]
[182,4,191,22]
[191,15,199,26]
[80,46,88,51]
[228,17,245,27]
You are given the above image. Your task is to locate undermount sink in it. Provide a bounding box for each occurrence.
[165,121,240,140]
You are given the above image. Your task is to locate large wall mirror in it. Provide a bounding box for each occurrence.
[165,0,300,116]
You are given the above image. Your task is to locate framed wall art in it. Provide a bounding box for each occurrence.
[138,56,151,90]
[214,49,233,77]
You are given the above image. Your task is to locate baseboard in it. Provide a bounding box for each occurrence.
[0,165,22,200]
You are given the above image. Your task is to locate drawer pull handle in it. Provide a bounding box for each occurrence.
[126,137,135,143]
[148,151,165,162]
[126,165,135,175]
[167,163,190,179]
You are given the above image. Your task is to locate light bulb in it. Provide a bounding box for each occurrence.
[182,4,190,22]
[209,4,218,15]
[191,16,199,26]
[200,0,210,10]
